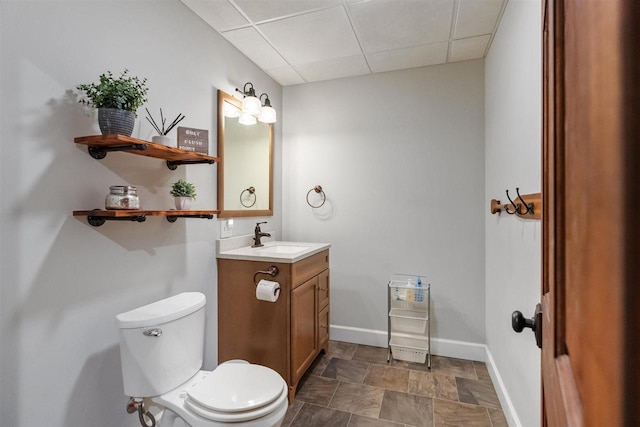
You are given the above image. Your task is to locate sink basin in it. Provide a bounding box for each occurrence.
[256,245,311,254]
[217,238,330,263]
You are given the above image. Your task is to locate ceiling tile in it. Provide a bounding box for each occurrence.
[181,0,249,32]
[222,27,288,69]
[296,55,370,82]
[258,6,361,65]
[234,0,342,23]
[367,42,449,73]
[266,66,306,86]
[449,35,491,62]
[454,0,504,39]
[348,0,454,53]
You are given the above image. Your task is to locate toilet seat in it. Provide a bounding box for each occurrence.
[183,364,287,423]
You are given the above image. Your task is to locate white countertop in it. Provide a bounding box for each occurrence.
[216,235,330,264]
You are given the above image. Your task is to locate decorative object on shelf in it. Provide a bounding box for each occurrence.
[235,82,277,124]
[306,185,326,208]
[170,179,196,210]
[76,70,148,137]
[105,185,140,210]
[145,108,185,146]
[240,186,257,208]
[490,188,542,220]
[177,127,209,155]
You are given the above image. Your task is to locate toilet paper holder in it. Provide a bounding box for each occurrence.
[253,265,279,285]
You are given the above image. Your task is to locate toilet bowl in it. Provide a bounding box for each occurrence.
[153,365,288,427]
[116,292,287,427]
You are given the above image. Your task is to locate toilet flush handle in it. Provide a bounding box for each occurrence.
[143,328,162,337]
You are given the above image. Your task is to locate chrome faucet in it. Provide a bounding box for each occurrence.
[252,221,271,247]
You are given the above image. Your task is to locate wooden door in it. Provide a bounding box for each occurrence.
[542,0,640,425]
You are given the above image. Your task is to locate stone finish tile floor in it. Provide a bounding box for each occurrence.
[283,341,508,427]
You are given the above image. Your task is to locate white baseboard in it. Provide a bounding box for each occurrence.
[329,324,521,427]
[484,347,522,427]
[329,325,485,361]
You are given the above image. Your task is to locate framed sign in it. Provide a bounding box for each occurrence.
[177,127,209,155]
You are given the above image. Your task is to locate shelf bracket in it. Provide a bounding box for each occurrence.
[88,143,148,160]
[87,214,147,227]
[166,214,214,223]
[166,159,217,170]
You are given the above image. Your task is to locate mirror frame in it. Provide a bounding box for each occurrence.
[217,89,274,218]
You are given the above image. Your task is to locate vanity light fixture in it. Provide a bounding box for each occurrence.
[258,93,277,124]
[236,82,261,115]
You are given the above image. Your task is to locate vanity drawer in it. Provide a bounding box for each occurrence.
[317,269,330,310]
[292,250,329,288]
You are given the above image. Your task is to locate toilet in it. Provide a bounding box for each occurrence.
[116,292,288,427]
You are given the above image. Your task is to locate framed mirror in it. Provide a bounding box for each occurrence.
[217,90,273,218]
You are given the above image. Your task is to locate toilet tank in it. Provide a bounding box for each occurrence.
[116,292,206,397]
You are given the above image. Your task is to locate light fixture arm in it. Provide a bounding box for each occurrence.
[235,82,256,98]
[259,93,272,107]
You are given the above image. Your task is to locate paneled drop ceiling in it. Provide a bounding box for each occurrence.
[181,0,507,86]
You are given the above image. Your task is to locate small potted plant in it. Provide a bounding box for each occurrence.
[170,179,197,210]
[76,69,149,136]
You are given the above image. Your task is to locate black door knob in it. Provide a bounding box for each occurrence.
[512,303,542,349]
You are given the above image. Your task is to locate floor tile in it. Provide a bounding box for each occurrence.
[433,398,492,427]
[282,400,304,427]
[348,414,404,426]
[379,390,434,426]
[431,355,478,380]
[364,364,410,392]
[352,344,390,365]
[309,352,332,375]
[329,382,385,418]
[295,374,340,406]
[322,357,370,384]
[328,340,358,359]
[456,377,501,409]
[473,361,492,382]
[488,407,509,427]
[290,403,351,427]
[408,370,458,401]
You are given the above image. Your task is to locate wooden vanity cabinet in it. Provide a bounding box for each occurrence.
[217,249,329,402]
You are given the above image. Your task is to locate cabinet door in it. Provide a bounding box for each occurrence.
[291,276,318,385]
[317,269,330,310]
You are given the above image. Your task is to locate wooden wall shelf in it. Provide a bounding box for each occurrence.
[73,209,220,227]
[74,135,220,170]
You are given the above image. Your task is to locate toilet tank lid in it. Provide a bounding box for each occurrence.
[116,292,206,329]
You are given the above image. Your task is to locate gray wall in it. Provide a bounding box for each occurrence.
[282,61,486,347]
[0,1,281,426]
[485,1,542,426]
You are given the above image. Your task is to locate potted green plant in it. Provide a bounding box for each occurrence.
[170,179,197,210]
[76,69,149,136]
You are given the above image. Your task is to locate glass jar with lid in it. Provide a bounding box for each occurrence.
[105,185,140,210]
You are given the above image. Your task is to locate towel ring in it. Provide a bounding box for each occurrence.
[240,186,256,208]
[306,185,326,208]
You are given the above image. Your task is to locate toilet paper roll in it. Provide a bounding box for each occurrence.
[256,279,280,302]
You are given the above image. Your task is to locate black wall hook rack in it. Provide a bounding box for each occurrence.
[490,189,542,220]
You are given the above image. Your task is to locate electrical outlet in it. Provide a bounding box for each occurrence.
[220,219,233,238]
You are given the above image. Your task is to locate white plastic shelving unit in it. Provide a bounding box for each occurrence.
[387,273,431,368]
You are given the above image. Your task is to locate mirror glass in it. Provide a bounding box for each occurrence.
[217,90,273,218]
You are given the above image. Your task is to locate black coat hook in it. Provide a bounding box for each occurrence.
[505,189,518,214]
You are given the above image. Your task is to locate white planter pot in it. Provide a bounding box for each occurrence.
[174,197,193,210]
